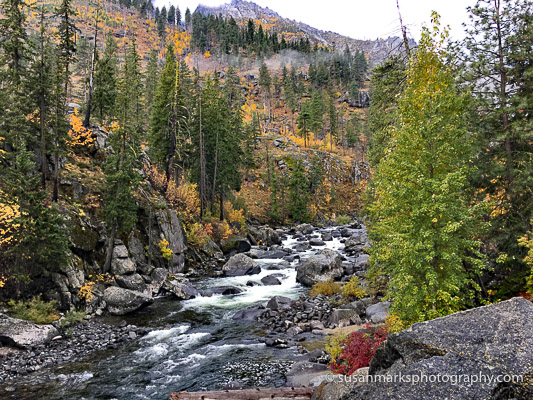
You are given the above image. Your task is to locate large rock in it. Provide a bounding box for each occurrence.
[115,273,147,292]
[296,249,343,287]
[295,223,314,235]
[261,275,282,286]
[156,210,187,273]
[222,254,261,276]
[103,286,153,315]
[248,226,282,246]
[344,233,368,254]
[0,314,59,348]
[162,276,198,300]
[111,257,136,276]
[328,309,362,328]
[343,297,533,400]
[220,237,252,254]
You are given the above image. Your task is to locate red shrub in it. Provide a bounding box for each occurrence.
[330,324,388,375]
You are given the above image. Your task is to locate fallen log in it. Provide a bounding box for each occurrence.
[169,387,314,400]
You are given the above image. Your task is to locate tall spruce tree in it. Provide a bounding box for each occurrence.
[92,35,118,124]
[289,159,310,222]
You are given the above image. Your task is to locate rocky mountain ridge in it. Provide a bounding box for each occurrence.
[195,0,416,65]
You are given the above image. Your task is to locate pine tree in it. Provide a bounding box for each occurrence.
[269,163,281,223]
[327,93,338,152]
[144,49,159,121]
[297,101,312,148]
[92,35,118,124]
[116,39,143,130]
[463,0,533,287]
[102,123,142,272]
[289,159,310,222]
[185,8,191,31]
[176,6,182,27]
[168,5,176,25]
[368,17,486,324]
[310,89,324,138]
[259,62,272,119]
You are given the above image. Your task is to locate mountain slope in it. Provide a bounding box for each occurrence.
[195,0,415,65]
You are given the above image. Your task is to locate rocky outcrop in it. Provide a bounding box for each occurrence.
[342,297,533,400]
[220,237,252,254]
[222,254,261,276]
[155,210,187,273]
[103,287,153,316]
[296,249,343,287]
[0,314,59,349]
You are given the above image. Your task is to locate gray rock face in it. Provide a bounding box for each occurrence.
[266,296,292,311]
[162,276,198,300]
[115,273,146,292]
[365,301,390,319]
[156,210,186,273]
[343,297,533,400]
[222,254,261,276]
[328,309,362,328]
[295,223,314,235]
[344,232,368,254]
[103,287,153,316]
[309,238,326,246]
[111,257,136,276]
[296,249,343,287]
[0,314,59,348]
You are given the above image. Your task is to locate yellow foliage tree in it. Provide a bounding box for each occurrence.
[68,108,94,148]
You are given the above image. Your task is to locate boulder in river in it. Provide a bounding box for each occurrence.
[295,224,314,235]
[248,226,282,246]
[261,275,282,286]
[162,276,198,300]
[309,238,326,246]
[343,297,533,400]
[222,254,261,276]
[0,313,59,348]
[103,286,153,315]
[296,249,344,287]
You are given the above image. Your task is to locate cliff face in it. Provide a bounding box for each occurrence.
[195,0,414,66]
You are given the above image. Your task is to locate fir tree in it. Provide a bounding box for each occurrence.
[289,159,310,222]
[92,35,118,124]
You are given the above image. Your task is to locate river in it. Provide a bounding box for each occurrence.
[1,227,348,400]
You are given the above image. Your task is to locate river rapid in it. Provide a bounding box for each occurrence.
[1,227,351,400]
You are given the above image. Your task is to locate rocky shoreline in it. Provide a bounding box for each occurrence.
[0,317,149,383]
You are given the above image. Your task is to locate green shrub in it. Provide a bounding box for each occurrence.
[341,276,367,301]
[336,215,352,225]
[325,332,347,361]
[8,295,60,324]
[310,279,341,297]
[60,310,86,329]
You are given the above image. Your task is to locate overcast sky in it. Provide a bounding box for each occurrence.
[154,0,477,40]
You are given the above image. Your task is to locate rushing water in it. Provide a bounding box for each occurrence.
[2,229,347,400]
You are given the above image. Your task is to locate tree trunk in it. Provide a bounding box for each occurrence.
[84,11,98,128]
[103,225,117,273]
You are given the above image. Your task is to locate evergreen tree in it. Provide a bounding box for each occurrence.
[168,5,176,25]
[463,0,533,288]
[259,62,272,119]
[310,90,325,138]
[368,18,486,324]
[102,123,142,272]
[144,49,159,121]
[297,100,312,148]
[92,35,118,124]
[289,160,310,222]
[185,8,191,30]
[327,94,338,152]
[0,0,69,279]
[116,39,143,130]
[176,6,182,27]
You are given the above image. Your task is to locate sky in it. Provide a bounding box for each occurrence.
[154,0,478,40]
